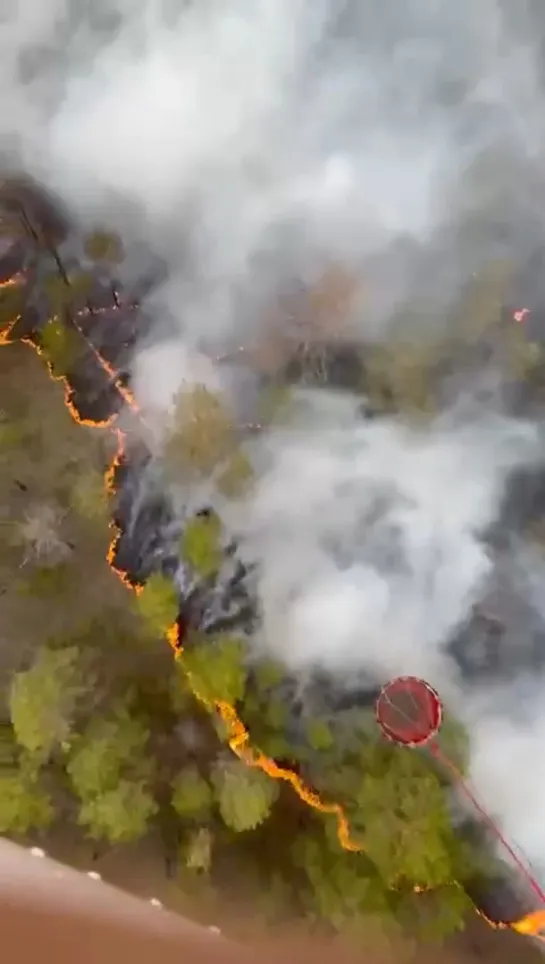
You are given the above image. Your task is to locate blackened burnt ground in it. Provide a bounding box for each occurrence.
[5,181,545,938]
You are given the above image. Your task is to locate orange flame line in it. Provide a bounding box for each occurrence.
[1,300,366,849]
[1,287,543,939]
[20,335,116,429]
[166,629,361,850]
[0,315,20,345]
[0,274,25,344]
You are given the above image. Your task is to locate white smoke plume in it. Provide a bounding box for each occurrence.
[232,394,545,875]
[3,0,545,885]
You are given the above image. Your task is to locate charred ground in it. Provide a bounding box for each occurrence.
[2,178,545,944]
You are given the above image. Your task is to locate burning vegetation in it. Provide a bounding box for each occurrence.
[1,180,545,948]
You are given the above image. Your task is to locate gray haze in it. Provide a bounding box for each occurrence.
[3,0,545,884]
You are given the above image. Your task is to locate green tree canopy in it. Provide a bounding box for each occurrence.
[135,572,179,636]
[66,702,157,845]
[182,513,223,578]
[0,771,54,836]
[212,759,280,833]
[38,313,81,374]
[171,765,213,822]
[9,646,84,762]
[66,702,153,799]
[180,634,247,705]
[77,778,158,844]
[164,386,237,477]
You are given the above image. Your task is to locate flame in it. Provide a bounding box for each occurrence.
[20,334,116,429]
[0,274,24,289]
[0,315,20,345]
[0,273,25,344]
[514,308,530,324]
[167,627,361,850]
[72,314,140,414]
[1,280,543,940]
[104,428,144,595]
[512,908,545,936]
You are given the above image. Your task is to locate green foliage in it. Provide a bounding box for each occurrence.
[395,883,473,943]
[434,714,469,775]
[0,771,54,835]
[364,339,439,415]
[83,231,124,264]
[239,690,293,758]
[183,827,213,873]
[171,766,213,821]
[71,469,109,522]
[165,387,237,477]
[261,696,288,730]
[306,718,335,753]
[0,722,18,769]
[136,572,179,635]
[293,833,391,931]
[41,270,96,319]
[10,647,83,761]
[77,779,158,844]
[180,634,247,705]
[0,289,490,942]
[169,660,199,714]
[253,659,286,692]
[39,315,80,374]
[67,703,156,844]
[216,450,254,498]
[16,562,73,599]
[42,277,71,317]
[182,513,222,578]
[67,704,153,799]
[352,743,461,889]
[212,759,280,832]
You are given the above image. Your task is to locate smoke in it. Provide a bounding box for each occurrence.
[231,393,545,873]
[10,0,545,341]
[4,0,545,885]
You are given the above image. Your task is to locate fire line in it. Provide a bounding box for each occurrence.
[0,281,542,940]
